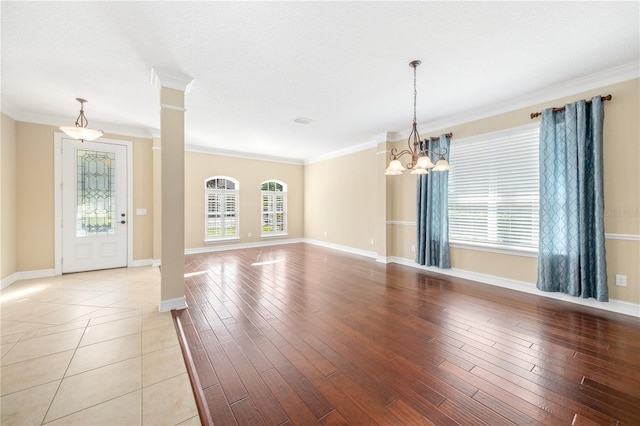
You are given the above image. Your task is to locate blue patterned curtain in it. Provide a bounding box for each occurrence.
[416,134,451,268]
[537,96,608,301]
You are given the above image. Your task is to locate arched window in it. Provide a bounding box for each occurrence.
[205,176,239,241]
[260,180,287,237]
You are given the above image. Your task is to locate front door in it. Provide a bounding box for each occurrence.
[62,139,128,273]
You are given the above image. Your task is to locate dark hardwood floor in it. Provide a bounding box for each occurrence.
[173,243,640,425]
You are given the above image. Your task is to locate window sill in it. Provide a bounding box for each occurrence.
[450,240,538,258]
[261,233,288,239]
[204,237,240,244]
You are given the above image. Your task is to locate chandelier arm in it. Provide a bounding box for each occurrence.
[421,147,448,158]
[390,147,413,159]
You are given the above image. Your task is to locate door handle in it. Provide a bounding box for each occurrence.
[120,220,126,224]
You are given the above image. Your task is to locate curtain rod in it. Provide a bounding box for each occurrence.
[426,132,453,142]
[530,94,612,119]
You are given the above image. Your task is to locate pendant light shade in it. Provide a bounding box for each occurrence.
[60,98,104,142]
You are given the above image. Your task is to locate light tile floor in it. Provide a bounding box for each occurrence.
[0,266,199,425]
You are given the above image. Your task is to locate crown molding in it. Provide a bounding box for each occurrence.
[304,139,379,165]
[4,62,637,162]
[395,60,640,140]
[150,67,194,93]
[185,144,304,165]
[1,105,156,140]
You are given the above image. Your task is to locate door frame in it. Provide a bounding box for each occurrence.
[54,132,134,275]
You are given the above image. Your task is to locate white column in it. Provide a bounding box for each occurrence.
[151,68,193,312]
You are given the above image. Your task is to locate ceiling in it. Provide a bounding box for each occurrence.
[2,1,638,163]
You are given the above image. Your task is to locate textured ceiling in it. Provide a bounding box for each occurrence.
[2,1,639,162]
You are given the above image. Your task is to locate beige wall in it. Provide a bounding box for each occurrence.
[184,152,304,250]
[16,122,56,271]
[5,78,639,307]
[304,147,379,253]
[106,132,154,262]
[14,122,154,271]
[1,114,17,281]
[386,78,640,304]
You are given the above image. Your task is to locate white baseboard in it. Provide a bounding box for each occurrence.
[1,269,56,290]
[388,256,640,318]
[131,259,154,267]
[159,296,188,312]
[303,239,377,259]
[151,259,161,267]
[1,273,17,290]
[185,238,304,255]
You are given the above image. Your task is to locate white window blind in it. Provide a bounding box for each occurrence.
[205,177,239,240]
[448,125,539,250]
[261,180,287,236]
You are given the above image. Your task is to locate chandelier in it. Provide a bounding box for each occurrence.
[59,98,104,142]
[385,60,451,175]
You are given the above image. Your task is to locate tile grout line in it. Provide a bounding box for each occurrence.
[39,314,92,425]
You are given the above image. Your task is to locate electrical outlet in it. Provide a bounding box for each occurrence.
[411,245,416,253]
[615,274,627,287]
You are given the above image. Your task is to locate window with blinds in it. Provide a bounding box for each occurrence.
[205,176,239,241]
[261,180,287,237]
[448,124,539,251]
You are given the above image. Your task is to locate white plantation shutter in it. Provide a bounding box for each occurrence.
[205,177,239,240]
[448,124,539,250]
[261,181,287,236]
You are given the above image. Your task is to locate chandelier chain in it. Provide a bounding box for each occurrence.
[413,64,417,124]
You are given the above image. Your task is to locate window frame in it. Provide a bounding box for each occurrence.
[204,176,240,242]
[260,180,288,238]
[447,123,540,256]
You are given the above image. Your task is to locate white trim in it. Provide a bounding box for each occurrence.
[159,296,188,312]
[54,135,63,275]
[5,63,637,164]
[387,221,416,226]
[204,237,241,244]
[303,239,377,259]
[261,234,289,239]
[605,233,640,241]
[1,274,17,289]
[388,256,639,318]
[450,241,538,258]
[186,144,303,165]
[450,122,540,146]
[1,106,156,140]
[150,67,194,93]
[304,140,378,165]
[131,259,154,267]
[2,269,57,289]
[54,134,134,275]
[398,61,640,140]
[152,259,161,267]
[160,104,187,112]
[186,238,305,255]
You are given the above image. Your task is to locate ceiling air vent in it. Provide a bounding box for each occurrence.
[293,117,314,125]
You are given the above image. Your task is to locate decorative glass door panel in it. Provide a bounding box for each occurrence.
[62,139,128,273]
[76,150,117,237]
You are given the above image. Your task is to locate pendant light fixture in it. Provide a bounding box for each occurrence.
[59,98,104,142]
[385,60,451,175]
